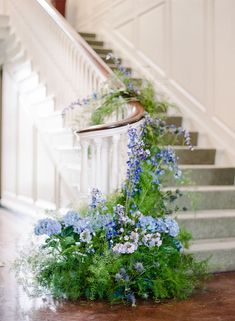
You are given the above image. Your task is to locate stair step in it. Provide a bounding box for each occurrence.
[93,47,112,55]
[165,116,183,127]
[45,128,75,147]
[30,96,55,116]
[79,32,96,39]
[163,131,198,146]
[18,72,39,93]
[55,146,81,163]
[167,185,235,211]
[100,54,122,64]
[177,210,235,239]
[12,61,32,81]
[178,166,235,186]
[37,111,63,129]
[86,39,104,47]
[189,237,235,272]
[174,147,216,165]
[23,84,47,104]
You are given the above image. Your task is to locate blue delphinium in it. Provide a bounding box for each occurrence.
[90,188,107,210]
[125,127,150,197]
[62,210,80,227]
[34,218,62,236]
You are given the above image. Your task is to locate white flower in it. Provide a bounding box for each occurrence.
[80,229,92,243]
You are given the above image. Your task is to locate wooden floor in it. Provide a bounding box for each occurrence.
[0,207,235,321]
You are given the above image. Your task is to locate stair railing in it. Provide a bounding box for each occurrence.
[6,0,110,109]
[5,0,145,197]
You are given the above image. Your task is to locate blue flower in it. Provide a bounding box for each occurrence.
[89,188,107,210]
[125,127,150,197]
[62,211,80,227]
[73,217,93,234]
[34,218,61,236]
[138,216,157,232]
[134,262,144,272]
[164,217,179,237]
[155,218,167,233]
[173,239,184,252]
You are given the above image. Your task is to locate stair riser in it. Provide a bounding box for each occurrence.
[178,216,235,239]
[163,132,198,146]
[175,149,216,165]
[166,168,235,186]
[31,100,55,116]
[171,190,235,211]
[19,74,39,93]
[56,150,81,163]
[50,132,75,147]
[191,248,235,272]
[93,48,112,55]
[79,32,96,39]
[165,116,182,127]
[86,40,104,47]
[38,114,64,130]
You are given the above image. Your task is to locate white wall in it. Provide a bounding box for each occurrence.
[69,0,235,160]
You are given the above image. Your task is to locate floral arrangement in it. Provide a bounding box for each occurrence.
[62,53,175,129]
[15,115,207,305]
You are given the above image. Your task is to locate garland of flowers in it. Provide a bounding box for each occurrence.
[15,113,207,305]
[62,53,176,129]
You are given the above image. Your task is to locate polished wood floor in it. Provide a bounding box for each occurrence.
[0,208,235,321]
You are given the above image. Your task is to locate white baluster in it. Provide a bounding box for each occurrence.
[100,138,109,193]
[110,134,120,192]
[94,137,102,190]
[80,139,89,194]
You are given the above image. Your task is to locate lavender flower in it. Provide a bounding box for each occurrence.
[34,218,61,236]
[62,211,80,227]
[112,242,138,254]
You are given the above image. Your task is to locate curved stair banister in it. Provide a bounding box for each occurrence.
[6,0,146,199]
[76,101,145,196]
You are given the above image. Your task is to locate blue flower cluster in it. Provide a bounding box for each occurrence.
[34,218,62,236]
[62,210,80,227]
[125,127,150,196]
[138,215,179,237]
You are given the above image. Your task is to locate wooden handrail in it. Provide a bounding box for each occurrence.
[77,102,145,134]
[35,0,111,78]
[36,0,145,132]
